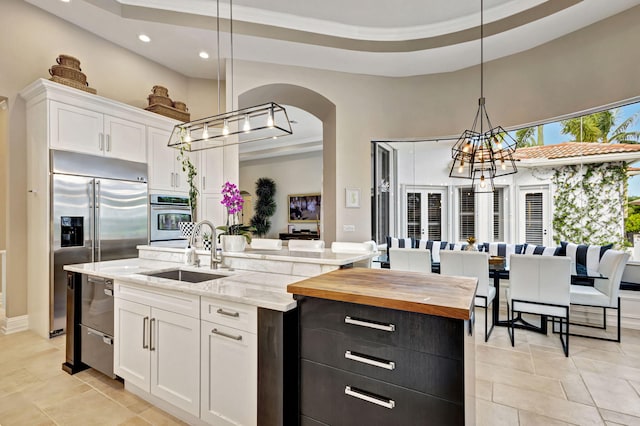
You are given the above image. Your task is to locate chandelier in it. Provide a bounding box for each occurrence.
[168,0,292,152]
[449,0,517,192]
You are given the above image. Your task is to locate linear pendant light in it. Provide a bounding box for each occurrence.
[448,0,517,193]
[168,0,292,152]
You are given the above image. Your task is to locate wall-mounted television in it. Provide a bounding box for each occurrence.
[288,193,321,223]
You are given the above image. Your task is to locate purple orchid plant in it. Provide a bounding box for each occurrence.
[217,182,255,242]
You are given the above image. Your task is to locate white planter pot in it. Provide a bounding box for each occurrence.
[221,235,246,252]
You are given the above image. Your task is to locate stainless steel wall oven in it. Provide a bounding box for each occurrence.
[149,194,191,246]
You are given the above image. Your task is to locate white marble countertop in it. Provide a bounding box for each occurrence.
[64,258,302,312]
[138,245,376,266]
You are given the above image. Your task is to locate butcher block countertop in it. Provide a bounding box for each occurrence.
[287,268,477,320]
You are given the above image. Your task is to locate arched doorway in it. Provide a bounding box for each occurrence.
[238,85,337,243]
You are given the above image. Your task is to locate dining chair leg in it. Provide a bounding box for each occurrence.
[568,298,621,343]
[507,301,514,347]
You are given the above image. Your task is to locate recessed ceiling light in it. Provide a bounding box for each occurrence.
[138,34,151,43]
[199,51,209,59]
[60,0,71,3]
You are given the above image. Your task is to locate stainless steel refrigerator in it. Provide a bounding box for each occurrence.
[51,150,148,337]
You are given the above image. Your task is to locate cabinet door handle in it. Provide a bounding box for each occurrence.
[170,172,174,187]
[202,176,206,191]
[149,318,156,351]
[344,386,395,409]
[175,173,179,188]
[212,328,242,341]
[99,133,104,151]
[105,134,111,152]
[345,316,395,332]
[143,316,149,349]
[216,308,240,318]
[345,350,395,370]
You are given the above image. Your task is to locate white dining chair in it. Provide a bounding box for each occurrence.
[507,254,572,356]
[568,249,630,342]
[250,238,283,250]
[288,239,325,252]
[440,251,495,342]
[331,241,378,268]
[389,248,432,273]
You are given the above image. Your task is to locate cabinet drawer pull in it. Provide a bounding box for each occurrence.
[345,316,395,332]
[344,386,395,409]
[142,316,149,349]
[212,328,242,341]
[149,318,156,351]
[345,350,395,370]
[216,308,240,318]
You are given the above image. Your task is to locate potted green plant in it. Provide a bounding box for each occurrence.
[176,140,199,239]
[217,181,255,251]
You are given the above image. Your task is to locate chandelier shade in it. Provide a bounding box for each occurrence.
[449,0,517,191]
[167,102,292,151]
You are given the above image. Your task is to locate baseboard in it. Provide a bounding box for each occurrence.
[0,314,29,335]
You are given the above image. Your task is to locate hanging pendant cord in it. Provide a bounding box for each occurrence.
[230,0,234,111]
[216,0,221,114]
[480,0,484,102]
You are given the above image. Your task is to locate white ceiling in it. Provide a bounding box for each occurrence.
[25,0,640,79]
[24,0,640,159]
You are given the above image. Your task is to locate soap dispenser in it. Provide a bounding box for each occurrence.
[184,244,196,265]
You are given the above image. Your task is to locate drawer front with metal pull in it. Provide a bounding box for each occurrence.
[80,324,114,378]
[299,296,464,359]
[301,327,463,402]
[201,297,257,333]
[300,360,463,426]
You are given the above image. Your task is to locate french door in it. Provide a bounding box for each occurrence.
[404,187,447,241]
[518,186,551,246]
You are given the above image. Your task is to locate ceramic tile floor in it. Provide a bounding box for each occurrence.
[1,307,640,425]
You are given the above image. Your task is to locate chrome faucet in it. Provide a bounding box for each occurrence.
[189,220,222,269]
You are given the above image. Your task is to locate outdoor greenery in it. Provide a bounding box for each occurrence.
[515,125,544,147]
[561,110,640,143]
[250,177,277,237]
[626,196,640,234]
[552,163,627,247]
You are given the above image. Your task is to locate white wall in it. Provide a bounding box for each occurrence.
[240,151,323,238]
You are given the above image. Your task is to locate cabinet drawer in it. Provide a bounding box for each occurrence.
[301,360,464,426]
[115,282,199,318]
[201,297,257,333]
[301,327,463,402]
[299,297,463,359]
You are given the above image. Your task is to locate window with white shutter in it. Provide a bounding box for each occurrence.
[459,188,475,240]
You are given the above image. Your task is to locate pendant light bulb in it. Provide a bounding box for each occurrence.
[243,114,251,132]
[500,158,506,170]
[267,108,274,128]
[480,175,486,188]
[463,140,471,153]
[222,119,229,136]
[183,128,192,143]
[202,123,209,140]
[458,158,465,174]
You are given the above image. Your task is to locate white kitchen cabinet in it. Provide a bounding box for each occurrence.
[115,283,200,417]
[200,297,257,425]
[199,149,224,195]
[200,193,225,225]
[148,126,198,194]
[50,100,146,162]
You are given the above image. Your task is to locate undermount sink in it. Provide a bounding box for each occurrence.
[142,269,226,283]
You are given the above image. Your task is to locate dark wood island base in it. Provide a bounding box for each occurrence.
[288,268,477,425]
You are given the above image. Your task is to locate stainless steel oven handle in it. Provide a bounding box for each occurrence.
[150,207,191,211]
[344,386,395,409]
[345,316,395,332]
[345,350,395,370]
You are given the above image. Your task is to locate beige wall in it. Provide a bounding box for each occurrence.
[0,103,6,251]
[240,151,323,238]
[230,5,640,243]
[0,0,218,321]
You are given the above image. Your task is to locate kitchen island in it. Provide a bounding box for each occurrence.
[63,247,374,425]
[288,268,477,425]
